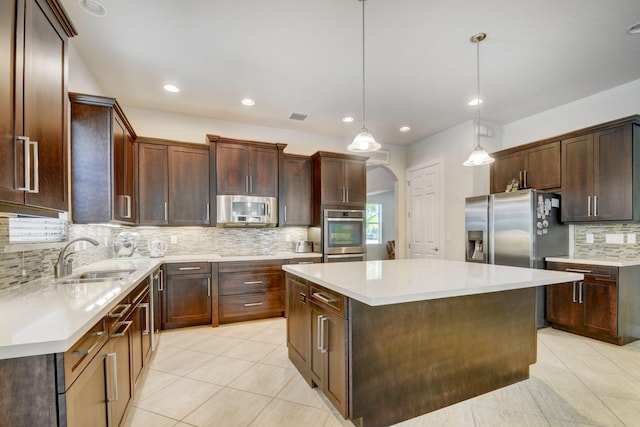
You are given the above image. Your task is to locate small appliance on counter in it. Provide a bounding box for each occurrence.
[294,240,312,253]
[113,231,140,258]
[148,239,168,257]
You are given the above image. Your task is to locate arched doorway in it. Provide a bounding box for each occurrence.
[366,165,398,260]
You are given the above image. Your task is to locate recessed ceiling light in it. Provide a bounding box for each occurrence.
[628,21,640,34]
[399,126,411,132]
[241,98,255,106]
[79,0,107,17]
[468,98,483,106]
[342,116,355,123]
[163,84,180,93]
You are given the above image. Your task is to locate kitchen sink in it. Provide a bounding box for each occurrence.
[60,269,135,284]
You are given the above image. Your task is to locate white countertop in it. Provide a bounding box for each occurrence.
[0,252,320,360]
[546,256,640,267]
[283,258,584,306]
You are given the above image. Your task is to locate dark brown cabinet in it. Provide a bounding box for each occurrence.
[562,124,640,222]
[280,154,312,226]
[546,262,640,345]
[286,275,311,374]
[210,137,281,197]
[69,93,137,224]
[490,141,561,193]
[164,262,213,329]
[131,281,152,385]
[138,140,210,225]
[219,260,285,323]
[0,0,75,213]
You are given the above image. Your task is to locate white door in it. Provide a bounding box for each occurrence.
[407,162,443,259]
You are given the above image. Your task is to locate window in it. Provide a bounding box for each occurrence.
[366,203,382,244]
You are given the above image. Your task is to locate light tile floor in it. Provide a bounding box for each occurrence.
[124,318,640,427]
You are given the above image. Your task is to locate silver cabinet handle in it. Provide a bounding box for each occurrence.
[244,280,263,285]
[587,196,592,217]
[244,302,263,307]
[110,320,133,338]
[319,315,328,353]
[106,352,118,402]
[346,187,349,202]
[572,282,578,303]
[157,270,164,291]
[249,175,253,193]
[566,268,593,274]
[122,195,132,219]
[109,304,131,318]
[179,266,201,271]
[284,205,287,223]
[312,292,337,304]
[206,203,210,222]
[519,170,523,187]
[299,292,306,304]
[207,277,211,297]
[17,136,39,193]
[317,314,324,352]
[141,303,150,335]
[524,170,528,188]
[164,202,168,221]
[593,196,598,217]
[578,282,584,304]
[71,324,106,355]
[245,175,250,193]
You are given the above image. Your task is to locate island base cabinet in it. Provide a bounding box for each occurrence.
[286,275,311,378]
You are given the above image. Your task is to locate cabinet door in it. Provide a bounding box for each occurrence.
[310,305,327,388]
[581,279,617,337]
[319,157,345,205]
[562,134,594,222]
[286,276,310,368]
[0,0,22,204]
[64,349,109,427]
[163,273,212,329]
[524,141,561,190]
[280,156,312,226]
[108,321,133,427]
[546,282,579,328]
[216,143,248,195]
[593,125,633,221]
[138,143,168,225]
[113,115,135,222]
[21,0,68,211]
[344,159,366,205]
[324,310,347,416]
[490,151,523,194]
[249,146,278,197]
[169,146,210,225]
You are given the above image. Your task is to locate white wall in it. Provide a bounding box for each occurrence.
[502,78,640,149]
[68,43,105,96]
[367,191,396,260]
[406,120,502,261]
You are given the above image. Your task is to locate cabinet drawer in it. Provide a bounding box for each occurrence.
[220,291,284,321]
[547,262,618,281]
[309,283,346,318]
[166,262,211,275]
[218,260,283,273]
[220,271,282,295]
[59,317,109,392]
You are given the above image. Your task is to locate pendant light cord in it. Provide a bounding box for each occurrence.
[476,35,481,148]
[361,0,367,131]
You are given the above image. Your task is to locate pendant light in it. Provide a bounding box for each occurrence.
[347,0,381,153]
[463,33,494,166]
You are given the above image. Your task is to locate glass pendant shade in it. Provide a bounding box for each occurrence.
[463,145,495,166]
[347,128,381,152]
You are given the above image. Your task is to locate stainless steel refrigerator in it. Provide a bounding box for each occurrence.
[464,189,569,327]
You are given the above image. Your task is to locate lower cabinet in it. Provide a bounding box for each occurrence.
[546,262,640,345]
[163,262,213,329]
[131,281,152,385]
[219,260,285,323]
[286,274,348,418]
[108,310,134,427]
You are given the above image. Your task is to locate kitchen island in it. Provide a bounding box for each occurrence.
[283,259,583,427]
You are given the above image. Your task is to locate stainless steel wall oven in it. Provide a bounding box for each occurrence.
[323,209,366,262]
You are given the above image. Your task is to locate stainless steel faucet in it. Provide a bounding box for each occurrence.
[54,237,99,278]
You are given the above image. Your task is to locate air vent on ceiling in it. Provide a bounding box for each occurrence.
[289,112,310,121]
[366,150,390,165]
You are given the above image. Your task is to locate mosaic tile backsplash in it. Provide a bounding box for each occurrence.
[0,218,309,290]
[573,223,640,259]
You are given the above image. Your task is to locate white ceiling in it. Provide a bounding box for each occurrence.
[61,0,640,147]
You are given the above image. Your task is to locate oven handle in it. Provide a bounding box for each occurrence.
[324,217,365,222]
[326,254,366,259]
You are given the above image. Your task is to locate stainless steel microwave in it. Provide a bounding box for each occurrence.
[216,195,278,227]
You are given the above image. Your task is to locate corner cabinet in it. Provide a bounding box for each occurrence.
[279,154,312,226]
[562,122,640,222]
[490,141,561,194]
[0,0,76,213]
[69,93,137,224]
[138,139,211,225]
[546,262,640,345]
[208,135,285,198]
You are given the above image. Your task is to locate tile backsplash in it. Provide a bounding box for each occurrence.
[573,223,640,259]
[0,218,309,290]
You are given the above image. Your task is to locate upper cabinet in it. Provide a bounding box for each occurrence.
[279,154,312,226]
[490,141,561,194]
[312,152,367,216]
[209,136,283,198]
[562,122,640,222]
[0,0,76,213]
[138,139,210,226]
[69,93,137,224]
